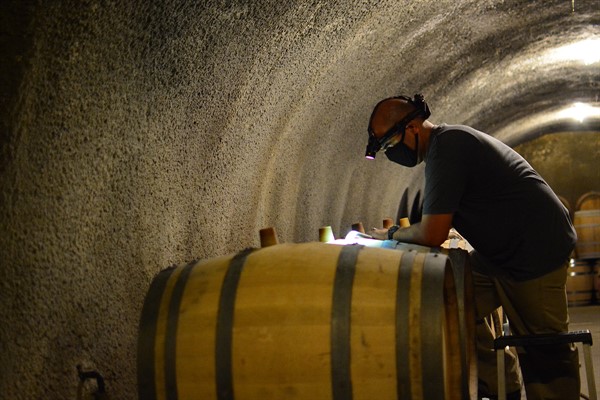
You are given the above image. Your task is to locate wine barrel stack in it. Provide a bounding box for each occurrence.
[568,192,600,307]
[137,230,476,399]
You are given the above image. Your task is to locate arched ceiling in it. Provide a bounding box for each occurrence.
[3,1,599,159]
[340,0,600,145]
[1,0,598,243]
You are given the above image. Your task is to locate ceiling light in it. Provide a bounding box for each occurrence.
[544,38,600,65]
[556,103,600,123]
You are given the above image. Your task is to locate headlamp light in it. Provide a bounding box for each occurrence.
[365,135,381,159]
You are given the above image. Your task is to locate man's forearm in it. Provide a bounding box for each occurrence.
[390,222,428,245]
[390,213,453,247]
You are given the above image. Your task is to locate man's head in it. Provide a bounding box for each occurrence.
[365,94,431,166]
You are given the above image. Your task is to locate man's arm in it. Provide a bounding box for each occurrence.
[372,213,453,247]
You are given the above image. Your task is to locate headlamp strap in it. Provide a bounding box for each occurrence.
[376,107,423,148]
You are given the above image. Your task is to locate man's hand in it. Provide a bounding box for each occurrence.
[369,213,454,246]
[370,227,389,240]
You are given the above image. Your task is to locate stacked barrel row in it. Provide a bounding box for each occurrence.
[567,192,600,306]
[138,236,476,399]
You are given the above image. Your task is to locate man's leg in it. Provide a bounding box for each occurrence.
[494,262,580,400]
[472,269,522,397]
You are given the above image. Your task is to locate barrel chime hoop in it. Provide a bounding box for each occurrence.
[137,266,178,400]
[420,254,447,400]
[164,261,197,400]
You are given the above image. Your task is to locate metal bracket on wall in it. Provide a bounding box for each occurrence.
[77,365,108,400]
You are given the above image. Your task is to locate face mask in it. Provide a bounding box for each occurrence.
[385,134,420,167]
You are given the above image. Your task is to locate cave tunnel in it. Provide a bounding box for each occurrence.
[1,1,599,398]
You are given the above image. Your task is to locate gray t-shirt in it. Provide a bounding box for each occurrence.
[424,124,576,280]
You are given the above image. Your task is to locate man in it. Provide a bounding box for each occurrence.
[367,94,580,400]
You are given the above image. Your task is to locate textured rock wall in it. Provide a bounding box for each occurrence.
[0,2,416,398]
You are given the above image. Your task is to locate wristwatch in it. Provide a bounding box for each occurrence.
[388,225,400,240]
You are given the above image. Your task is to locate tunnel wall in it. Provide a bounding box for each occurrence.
[514,131,600,214]
[0,2,418,398]
[0,1,598,398]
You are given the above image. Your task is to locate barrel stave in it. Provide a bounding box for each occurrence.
[233,244,338,399]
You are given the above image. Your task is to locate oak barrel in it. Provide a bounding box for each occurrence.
[573,210,600,259]
[566,259,594,306]
[576,191,600,211]
[138,242,467,400]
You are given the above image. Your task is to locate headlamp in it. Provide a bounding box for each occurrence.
[364,107,422,159]
[365,135,381,159]
[365,94,431,160]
